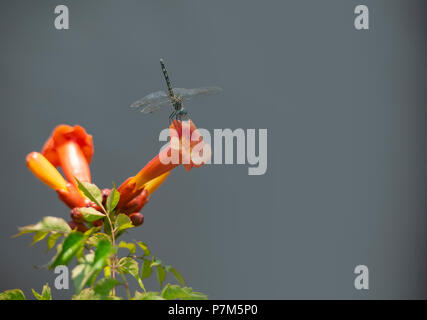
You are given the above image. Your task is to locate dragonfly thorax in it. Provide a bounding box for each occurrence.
[170,94,183,111]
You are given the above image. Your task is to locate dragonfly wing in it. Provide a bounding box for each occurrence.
[140,104,163,114]
[174,87,222,102]
[130,90,171,114]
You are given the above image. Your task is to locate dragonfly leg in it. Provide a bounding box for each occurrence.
[168,111,176,124]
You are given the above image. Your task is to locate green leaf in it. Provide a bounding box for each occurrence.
[41,283,52,300]
[50,232,85,269]
[137,278,146,292]
[103,217,112,236]
[133,291,164,300]
[151,258,162,267]
[31,289,42,300]
[84,226,102,237]
[93,278,120,297]
[104,266,111,278]
[72,286,121,300]
[93,240,114,271]
[75,245,86,262]
[86,233,111,247]
[32,283,52,300]
[78,207,105,222]
[118,241,136,255]
[118,257,139,278]
[72,240,113,292]
[72,288,99,300]
[118,257,145,290]
[106,187,120,213]
[72,263,92,293]
[0,289,26,300]
[75,178,103,208]
[141,258,153,280]
[16,216,71,236]
[161,284,207,300]
[169,267,186,286]
[115,214,134,233]
[32,231,48,246]
[136,241,151,256]
[46,232,62,251]
[156,265,166,287]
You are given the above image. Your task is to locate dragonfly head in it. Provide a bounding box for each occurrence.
[177,108,187,117]
[175,108,188,121]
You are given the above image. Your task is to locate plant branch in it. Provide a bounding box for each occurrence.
[99,204,117,294]
[120,272,131,300]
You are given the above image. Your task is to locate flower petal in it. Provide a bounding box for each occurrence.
[117,119,209,208]
[26,152,68,191]
[41,124,93,186]
[56,182,91,209]
[143,171,171,196]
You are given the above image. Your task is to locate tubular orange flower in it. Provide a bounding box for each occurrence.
[117,119,209,206]
[56,182,92,209]
[26,152,68,191]
[117,177,144,209]
[132,119,205,188]
[42,125,93,186]
[118,171,170,214]
[143,171,171,196]
[120,190,148,215]
[26,121,208,228]
[130,148,178,191]
[26,151,91,209]
[168,119,210,171]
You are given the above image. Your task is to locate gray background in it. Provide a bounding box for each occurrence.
[1,0,427,299]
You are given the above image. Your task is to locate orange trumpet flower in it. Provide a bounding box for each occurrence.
[118,171,171,214]
[26,121,209,227]
[26,152,68,191]
[42,125,93,186]
[26,151,91,208]
[117,120,210,207]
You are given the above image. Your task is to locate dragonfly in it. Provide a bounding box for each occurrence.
[130,59,222,123]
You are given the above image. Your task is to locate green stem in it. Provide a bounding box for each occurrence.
[120,272,131,300]
[100,205,116,295]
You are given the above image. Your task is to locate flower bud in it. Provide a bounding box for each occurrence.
[121,190,148,215]
[70,208,83,223]
[129,212,144,226]
[92,219,103,227]
[101,188,111,206]
[68,220,88,232]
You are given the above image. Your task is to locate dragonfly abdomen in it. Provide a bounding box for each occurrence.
[160,59,174,98]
